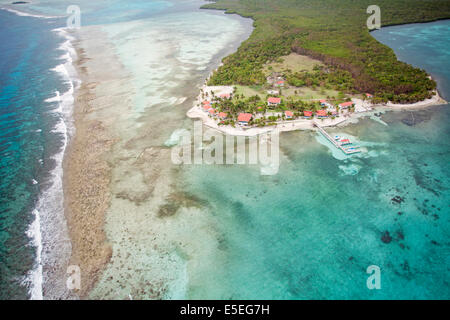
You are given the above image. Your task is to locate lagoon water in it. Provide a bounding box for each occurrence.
[0,0,448,299]
[372,21,450,101]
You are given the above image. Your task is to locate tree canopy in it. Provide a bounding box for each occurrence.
[204,0,450,103]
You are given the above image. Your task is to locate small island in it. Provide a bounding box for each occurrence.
[188,52,445,137]
[188,0,450,137]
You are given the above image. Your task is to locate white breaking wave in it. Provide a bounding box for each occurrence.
[24,27,79,300]
[1,7,63,19]
[23,209,43,300]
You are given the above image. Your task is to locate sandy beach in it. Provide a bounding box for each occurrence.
[386,89,446,109]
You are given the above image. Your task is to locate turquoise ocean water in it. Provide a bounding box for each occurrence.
[0,10,68,299]
[182,20,450,299]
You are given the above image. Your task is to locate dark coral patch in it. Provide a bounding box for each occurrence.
[391,195,405,204]
[381,231,392,244]
[157,202,180,217]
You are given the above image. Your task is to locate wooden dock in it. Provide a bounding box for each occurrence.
[313,121,361,155]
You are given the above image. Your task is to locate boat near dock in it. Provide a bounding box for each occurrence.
[313,121,362,155]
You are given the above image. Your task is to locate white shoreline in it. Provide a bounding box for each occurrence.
[187,84,447,137]
[386,89,446,109]
[23,27,79,300]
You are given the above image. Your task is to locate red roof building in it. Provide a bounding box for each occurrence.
[339,101,354,108]
[208,108,216,115]
[220,93,230,99]
[202,100,210,105]
[303,111,313,117]
[285,111,293,118]
[203,104,211,111]
[267,97,281,105]
[237,113,253,124]
[365,93,373,98]
[316,110,328,117]
[218,112,227,119]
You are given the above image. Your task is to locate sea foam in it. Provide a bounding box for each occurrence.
[24,27,79,300]
[0,7,63,19]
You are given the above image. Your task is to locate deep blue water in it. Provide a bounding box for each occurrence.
[0,11,69,298]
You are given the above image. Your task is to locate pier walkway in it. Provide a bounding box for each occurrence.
[313,121,361,155]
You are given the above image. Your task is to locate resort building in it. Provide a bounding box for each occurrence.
[320,99,333,108]
[339,101,354,109]
[267,97,281,106]
[218,112,227,120]
[303,110,313,118]
[316,109,328,118]
[365,93,373,98]
[275,80,285,87]
[285,111,293,119]
[237,113,252,126]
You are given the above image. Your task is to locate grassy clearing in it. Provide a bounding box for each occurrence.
[233,85,266,99]
[263,53,324,75]
[233,84,341,101]
[283,87,340,100]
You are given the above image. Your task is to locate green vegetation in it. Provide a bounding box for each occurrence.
[203,0,450,103]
